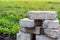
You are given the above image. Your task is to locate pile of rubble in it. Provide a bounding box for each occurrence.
[17,11,60,40]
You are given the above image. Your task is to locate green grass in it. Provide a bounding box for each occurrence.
[0,0,60,2]
[0,1,60,34]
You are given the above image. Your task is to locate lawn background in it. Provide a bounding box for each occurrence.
[0,0,60,34]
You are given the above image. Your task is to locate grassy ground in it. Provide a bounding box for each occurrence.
[0,0,60,2]
[0,1,60,21]
[0,0,60,34]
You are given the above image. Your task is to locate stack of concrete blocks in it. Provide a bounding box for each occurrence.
[17,11,59,40]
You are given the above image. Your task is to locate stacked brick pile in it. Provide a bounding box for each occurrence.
[17,11,60,40]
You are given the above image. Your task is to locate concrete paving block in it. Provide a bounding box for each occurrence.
[36,35,56,40]
[43,19,59,29]
[44,28,59,39]
[58,28,60,35]
[43,20,50,28]
[35,26,41,34]
[57,34,60,40]
[20,18,34,27]
[47,20,59,28]
[28,11,57,20]
[20,27,27,32]
[17,32,21,40]
[57,35,60,40]
[57,37,60,40]
[57,28,60,40]
[20,27,35,33]
[20,26,41,34]
[17,32,31,40]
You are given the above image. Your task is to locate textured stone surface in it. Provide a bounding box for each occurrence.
[20,27,27,32]
[20,18,34,27]
[17,32,20,40]
[28,11,57,20]
[57,28,60,40]
[42,20,50,28]
[44,28,59,39]
[36,35,56,40]
[57,35,60,40]
[20,26,40,34]
[35,26,41,34]
[20,27,35,33]
[17,32,31,40]
[43,19,59,29]
[57,37,60,40]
